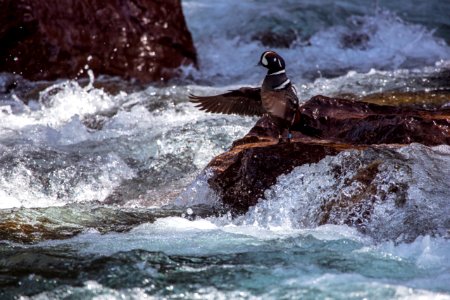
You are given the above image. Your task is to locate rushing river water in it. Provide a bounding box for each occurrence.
[1,0,450,299]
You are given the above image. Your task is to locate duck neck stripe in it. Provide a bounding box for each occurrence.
[268,70,286,75]
[273,79,290,90]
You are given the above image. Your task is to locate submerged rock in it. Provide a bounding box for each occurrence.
[0,0,196,82]
[0,205,211,244]
[239,143,450,242]
[207,95,450,215]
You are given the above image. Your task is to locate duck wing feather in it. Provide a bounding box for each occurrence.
[189,87,264,116]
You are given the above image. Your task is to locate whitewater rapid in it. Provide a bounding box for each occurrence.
[181,0,450,85]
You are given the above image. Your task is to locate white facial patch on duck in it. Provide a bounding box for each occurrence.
[261,53,269,66]
[273,79,291,90]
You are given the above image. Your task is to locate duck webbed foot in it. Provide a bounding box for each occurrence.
[277,130,292,144]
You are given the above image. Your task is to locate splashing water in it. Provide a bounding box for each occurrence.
[181,0,450,85]
[238,144,450,242]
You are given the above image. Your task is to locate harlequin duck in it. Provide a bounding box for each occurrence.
[189,51,299,143]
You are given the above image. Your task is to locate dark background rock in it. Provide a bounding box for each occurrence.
[208,95,450,213]
[0,0,197,82]
[252,28,299,48]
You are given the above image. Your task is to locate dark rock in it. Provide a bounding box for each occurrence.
[208,136,343,213]
[335,89,450,110]
[0,205,212,244]
[359,89,450,110]
[317,158,408,230]
[252,28,298,48]
[340,32,370,49]
[295,95,450,145]
[207,115,367,213]
[0,0,196,82]
[207,95,450,213]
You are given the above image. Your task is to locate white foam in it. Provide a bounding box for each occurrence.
[0,78,257,209]
[236,144,450,242]
[376,235,450,270]
[296,273,450,300]
[32,281,155,300]
[0,152,135,209]
[182,1,450,85]
[134,217,218,232]
[174,169,220,207]
[299,11,450,74]
[31,217,450,297]
[0,79,118,146]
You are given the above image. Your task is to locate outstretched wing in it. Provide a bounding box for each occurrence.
[189,87,265,116]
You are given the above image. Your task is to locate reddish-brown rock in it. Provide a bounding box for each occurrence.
[295,95,450,145]
[0,0,196,82]
[208,95,450,213]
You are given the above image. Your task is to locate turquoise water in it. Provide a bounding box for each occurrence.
[2,219,450,299]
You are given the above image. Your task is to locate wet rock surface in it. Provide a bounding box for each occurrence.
[207,95,450,214]
[0,0,196,82]
[0,205,212,244]
[296,95,450,145]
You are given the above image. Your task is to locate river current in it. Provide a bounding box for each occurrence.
[1,0,450,299]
